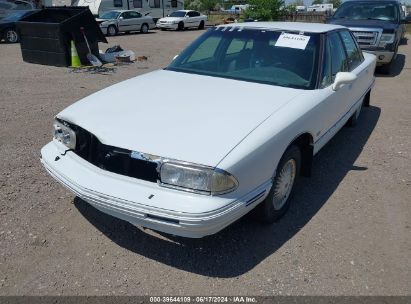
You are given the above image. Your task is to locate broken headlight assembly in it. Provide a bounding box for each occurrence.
[53,119,76,150]
[159,161,238,195]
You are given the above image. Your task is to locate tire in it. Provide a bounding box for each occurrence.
[160,28,166,31]
[198,20,205,30]
[256,145,301,223]
[140,23,149,34]
[177,22,184,31]
[5,28,19,43]
[107,25,118,36]
[378,62,392,75]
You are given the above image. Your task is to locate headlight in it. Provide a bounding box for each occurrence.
[379,33,395,44]
[53,120,76,150]
[160,161,238,195]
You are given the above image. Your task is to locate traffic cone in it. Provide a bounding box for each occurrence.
[70,40,81,68]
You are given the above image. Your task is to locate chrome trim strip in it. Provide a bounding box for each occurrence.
[246,190,266,206]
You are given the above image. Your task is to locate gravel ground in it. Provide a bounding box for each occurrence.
[0,29,410,296]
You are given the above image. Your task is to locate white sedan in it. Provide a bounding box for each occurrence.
[156,10,207,30]
[41,22,376,238]
[97,10,155,36]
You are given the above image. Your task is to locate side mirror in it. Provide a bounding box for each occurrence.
[119,16,124,19]
[332,72,357,91]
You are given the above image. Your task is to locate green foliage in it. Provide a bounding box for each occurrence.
[327,0,341,8]
[199,0,218,12]
[185,0,218,11]
[311,0,323,4]
[243,0,285,21]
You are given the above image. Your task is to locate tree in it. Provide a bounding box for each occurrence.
[311,0,323,4]
[244,0,284,21]
[327,0,341,8]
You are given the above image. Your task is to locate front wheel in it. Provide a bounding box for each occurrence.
[140,23,149,34]
[256,145,301,223]
[177,22,184,31]
[5,28,19,43]
[107,25,118,36]
[198,20,205,30]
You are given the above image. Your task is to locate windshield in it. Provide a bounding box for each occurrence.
[169,11,187,17]
[3,10,30,21]
[333,2,399,21]
[100,11,120,19]
[166,28,319,90]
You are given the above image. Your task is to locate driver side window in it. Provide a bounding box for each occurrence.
[321,32,349,88]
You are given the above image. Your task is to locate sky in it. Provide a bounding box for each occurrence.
[284,0,411,6]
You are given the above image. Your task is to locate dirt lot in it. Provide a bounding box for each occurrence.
[0,29,410,296]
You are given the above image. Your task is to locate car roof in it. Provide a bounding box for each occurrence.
[175,10,196,12]
[216,22,345,33]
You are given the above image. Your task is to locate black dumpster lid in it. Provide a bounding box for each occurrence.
[18,6,107,43]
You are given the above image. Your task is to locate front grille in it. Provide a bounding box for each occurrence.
[352,31,379,47]
[69,122,159,183]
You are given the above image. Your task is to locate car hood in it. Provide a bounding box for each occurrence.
[328,18,399,30]
[159,17,183,22]
[58,70,303,167]
[96,18,115,23]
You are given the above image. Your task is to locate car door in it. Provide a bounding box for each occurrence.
[339,30,370,111]
[128,11,142,30]
[314,31,352,151]
[118,11,137,31]
[185,11,197,27]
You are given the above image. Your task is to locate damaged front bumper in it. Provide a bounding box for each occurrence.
[40,141,269,238]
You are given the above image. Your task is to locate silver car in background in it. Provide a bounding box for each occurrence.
[97,10,155,36]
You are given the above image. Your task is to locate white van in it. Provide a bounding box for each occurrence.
[73,0,183,19]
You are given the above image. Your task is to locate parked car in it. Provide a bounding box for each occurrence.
[41,22,376,238]
[96,10,155,36]
[157,10,207,31]
[0,9,36,42]
[0,0,34,20]
[328,0,407,74]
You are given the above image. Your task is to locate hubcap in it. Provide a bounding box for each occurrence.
[272,159,296,210]
[142,25,148,33]
[108,26,116,35]
[7,30,18,43]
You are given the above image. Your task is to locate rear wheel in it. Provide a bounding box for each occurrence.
[107,25,117,36]
[256,145,301,223]
[140,23,149,34]
[5,28,18,43]
[198,20,205,30]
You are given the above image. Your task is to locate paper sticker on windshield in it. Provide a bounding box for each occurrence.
[275,33,310,50]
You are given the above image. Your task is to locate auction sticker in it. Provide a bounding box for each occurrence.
[275,33,310,50]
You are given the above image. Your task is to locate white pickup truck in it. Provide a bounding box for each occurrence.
[41,22,376,238]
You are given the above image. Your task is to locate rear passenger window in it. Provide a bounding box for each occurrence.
[339,30,363,70]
